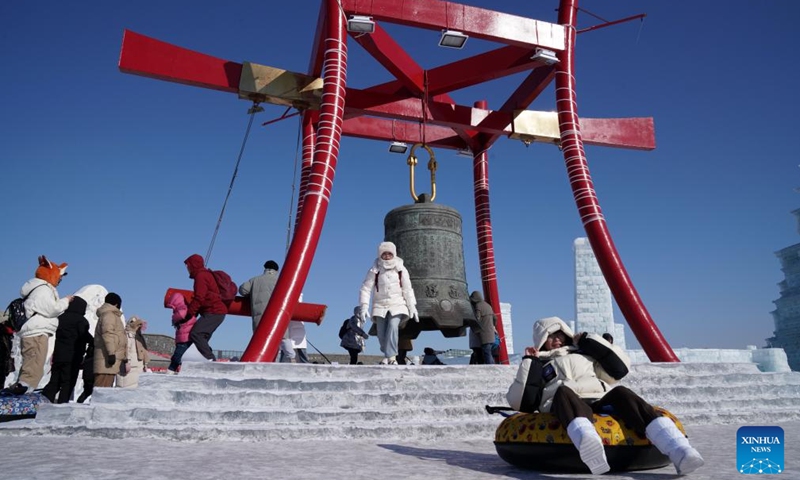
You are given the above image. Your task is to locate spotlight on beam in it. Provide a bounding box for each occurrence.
[456,149,473,158]
[388,141,408,154]
[347,15,375,34]
[439,30,468,49]
[531,47,559,65]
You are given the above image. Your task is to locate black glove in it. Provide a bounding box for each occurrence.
[107,354,116,366]
[184,313,193,322]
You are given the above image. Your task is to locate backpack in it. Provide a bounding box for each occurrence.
[4,284,45,332]
[517,358,556,413]
[211,270,237,305]
[338,319,349,339]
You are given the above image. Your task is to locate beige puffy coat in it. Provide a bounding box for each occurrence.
[93,303,127,375]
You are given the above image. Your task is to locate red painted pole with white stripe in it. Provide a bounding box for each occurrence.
[555,0,678,362]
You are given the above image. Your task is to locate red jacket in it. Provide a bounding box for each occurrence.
[184,254,227,317]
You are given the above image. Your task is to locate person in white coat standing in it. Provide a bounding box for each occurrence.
[358,242,418,365]
[1,255,72,396]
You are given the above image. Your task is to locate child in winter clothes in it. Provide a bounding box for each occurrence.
[340,307,369,365]
[116,316,149,388]
[166,292,197,374]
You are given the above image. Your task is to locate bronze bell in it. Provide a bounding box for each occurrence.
[383,193,476,339]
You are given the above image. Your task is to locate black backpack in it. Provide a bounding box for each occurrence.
[4,284,45,332]
[517,358,557,413]
[338,319,349,339]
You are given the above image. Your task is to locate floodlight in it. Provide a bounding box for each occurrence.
[456,148,473,158]
[388,141,408,154]
[347,15,375,34]
[439,30,468,49]
[531,47,559,65]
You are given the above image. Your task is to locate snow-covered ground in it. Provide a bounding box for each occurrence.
[0,421,797,479]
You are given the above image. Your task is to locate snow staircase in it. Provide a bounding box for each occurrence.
[2,361,799,442]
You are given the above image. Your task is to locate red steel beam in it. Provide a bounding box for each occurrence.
[472,99,508,365]
[164,288,326,324]
[342,0,565,51]
[352,24,425,95]
[119,31,654,150]
[343,117,467,150]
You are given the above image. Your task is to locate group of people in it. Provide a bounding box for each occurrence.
[1,256,150,403]
[167,256,309,374]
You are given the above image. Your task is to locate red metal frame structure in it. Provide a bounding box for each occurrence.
[119,0,678,362]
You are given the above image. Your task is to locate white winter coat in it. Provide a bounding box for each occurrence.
[19,278,68,338]
[506,316,630,413]
[358,258,416,319]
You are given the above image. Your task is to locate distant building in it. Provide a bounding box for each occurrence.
[573,238,626,348]
[768,208,800,371]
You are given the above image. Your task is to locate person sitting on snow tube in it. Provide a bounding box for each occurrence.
[506,317,704,475]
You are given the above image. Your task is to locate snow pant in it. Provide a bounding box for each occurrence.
[346,347,360,365]
[168,342,192,372]
[279,339,296,362]
[190,314,226,360]
[94,373,115,388]
[551,385,659,436]
[42,356,82,403]
[19,334,49,389]
[374,314,402,358]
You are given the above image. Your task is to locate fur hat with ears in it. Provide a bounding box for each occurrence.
[35,255,68,287]
[127,316,147,332]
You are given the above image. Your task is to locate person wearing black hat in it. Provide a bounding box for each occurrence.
[93,293,127,388]
[239,260,280,332]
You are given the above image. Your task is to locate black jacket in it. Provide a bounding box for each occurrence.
[52,297,92,364]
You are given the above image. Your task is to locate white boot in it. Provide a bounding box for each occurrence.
[646,416,704,475]
[566,417,610,475]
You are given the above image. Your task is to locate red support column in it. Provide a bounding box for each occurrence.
[472,100,509,364]
[294,111,317,232]
[241,0,347,362]
[555,0,678,362]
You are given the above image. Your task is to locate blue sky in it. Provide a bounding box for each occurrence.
[2,1,799,358]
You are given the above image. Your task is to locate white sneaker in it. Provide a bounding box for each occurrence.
[389,360,399,365]
[166,370,178,375]
[379,358,389,365]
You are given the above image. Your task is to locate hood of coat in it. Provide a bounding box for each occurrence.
[469,290,484,303]
[166,292,187,311]
[377,242,398,270]
[35,255,68,287]
[533,316,574,351]
[184,254,205,279]
[20,278,51,297]
[126,316,146,333]
[63,296,87,316]
[74,284,109,315]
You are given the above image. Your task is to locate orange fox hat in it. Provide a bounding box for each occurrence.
[35,255,68,287]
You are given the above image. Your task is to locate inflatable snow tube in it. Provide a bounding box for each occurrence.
[0,392,48,422]
[494,407,685,472]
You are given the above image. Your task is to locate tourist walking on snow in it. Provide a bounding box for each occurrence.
[2,256,72,396]
[506,316,704,475]
[93,293,127,388]
[340,307,369,365]
[358,241,418,365]
[41,296,91,403]
[116,316,149,388]
[184,254,228,361]
[238,260,279,332]
[468,290,497,365]
[166,292,196,374]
